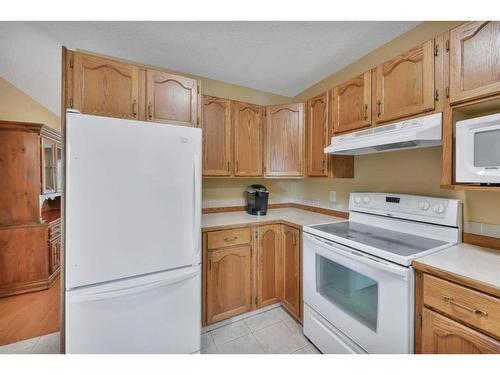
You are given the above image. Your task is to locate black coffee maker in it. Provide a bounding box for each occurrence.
[245,185,269,216]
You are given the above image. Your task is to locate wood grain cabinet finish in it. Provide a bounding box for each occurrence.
[281,225,301,318]
[332,72,372,134]
[73,53,140,119]
[233,101,264,176]
[265,103,305,177]
[422,308,500,354]
[206,245,252,324]
[306,93,329,177]
[375,40,435,124]
[449,21,500,104]
[146,69,198,126]
[201,95,232,176]
[256,224,281,308]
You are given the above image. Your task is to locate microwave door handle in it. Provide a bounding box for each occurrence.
[305,234,408,279]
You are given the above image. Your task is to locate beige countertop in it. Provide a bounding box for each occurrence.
[202,208,345,231]
[414,243,500,293]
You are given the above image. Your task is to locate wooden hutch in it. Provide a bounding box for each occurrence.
[0,120,62,297]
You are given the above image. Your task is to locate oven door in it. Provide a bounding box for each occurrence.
[303,233,413,354]
[456,120,500,183]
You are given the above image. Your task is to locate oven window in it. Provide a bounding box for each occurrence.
[474,130,500,167]
[316,254,378,331]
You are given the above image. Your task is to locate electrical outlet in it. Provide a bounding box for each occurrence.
[329,191,336,202]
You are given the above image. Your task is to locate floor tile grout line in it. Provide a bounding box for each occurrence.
[28,336,41,354]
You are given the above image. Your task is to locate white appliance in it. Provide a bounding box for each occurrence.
[303,193,462,354]
[324,113,442,155]
[65,111,202,354]
[456,112,500,184]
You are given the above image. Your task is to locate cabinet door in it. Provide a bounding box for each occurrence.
[422,308,500,354]
[375,41,435,123]
[282,225,301,319]
[264,103,305,177]
[332,72,371,134]
[55,144,63,192]
[206,245,252,324]
[450,21,500,104]
[201,96,232,176]
[233,101,264,176]
[49,237,61,275]
[146,70,198,126]
[306,93,329,177]
[73,53,140,119]
[41,138,56,194]
[256,225,281,308]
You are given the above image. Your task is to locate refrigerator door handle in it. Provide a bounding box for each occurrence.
[69,267,200,303]
[193,154,201,257]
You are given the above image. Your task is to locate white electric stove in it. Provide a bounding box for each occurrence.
[302,193,462,354]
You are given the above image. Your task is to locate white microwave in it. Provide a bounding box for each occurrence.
[456,113,500,184]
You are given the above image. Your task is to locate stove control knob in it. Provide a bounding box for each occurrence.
[363,196,371,204]
[354,196,362,204]
[418,201,430,211]
[434,204,445,214]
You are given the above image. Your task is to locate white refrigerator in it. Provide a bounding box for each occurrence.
[65,111,202,354]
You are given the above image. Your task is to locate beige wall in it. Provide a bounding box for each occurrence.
[0,76,61,130]
[203,178,291,203]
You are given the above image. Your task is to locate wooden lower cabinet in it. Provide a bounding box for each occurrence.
[281,225,301,317]
[422,308,500,354]
[203,223,303,326]
[256,224,281,308]
[205,245,252,325]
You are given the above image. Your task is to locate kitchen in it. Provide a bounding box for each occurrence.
[1,5,500,369]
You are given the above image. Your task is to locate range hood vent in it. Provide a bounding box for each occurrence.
[325,113,442,156]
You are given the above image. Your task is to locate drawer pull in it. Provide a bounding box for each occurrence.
[442,295,488,317]
[224,236,238,242]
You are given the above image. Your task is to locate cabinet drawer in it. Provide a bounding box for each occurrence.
[206,227,251,249]
[423,274,500,339]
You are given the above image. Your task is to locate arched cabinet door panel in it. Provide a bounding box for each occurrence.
[256,225,281,308]
[332,72,372,134]
[206,245,252,324]
[306,92,329,177]
[146,70,198,126]
[233,101,264,177]
[450,21,500,104]
[264,103,305,177]
[282,225,301,319]
[375,40,435,124]
[73,53,140,120]
[201,95,232,176]
[422,308,500,354]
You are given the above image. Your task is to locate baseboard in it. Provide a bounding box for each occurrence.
[0,270,60,298]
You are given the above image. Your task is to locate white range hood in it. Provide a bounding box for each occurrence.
[325,113,442,155]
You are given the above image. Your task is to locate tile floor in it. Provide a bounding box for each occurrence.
[202,306,320,354]
[0,332,60,354]
[0,307,320,354]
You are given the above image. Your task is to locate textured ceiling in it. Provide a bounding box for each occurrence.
[0,21,419,115]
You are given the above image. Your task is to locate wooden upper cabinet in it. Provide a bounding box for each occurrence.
[306,93,329,177]
[422,308,500,354]
[233,101,264,176]
[264,103,305,177]
[206,245,252,324]
[256,224,281,308]
[202,95,232,176]
[146,70,198,126]
[282,225,300,319]
[375,40,435,123]
[73,53,140,119]
[332,72,372,134]
[450,21,500,105]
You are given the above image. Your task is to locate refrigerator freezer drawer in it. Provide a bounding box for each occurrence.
[66,265,201,354]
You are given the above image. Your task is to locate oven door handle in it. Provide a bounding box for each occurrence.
[304,233,409,279]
